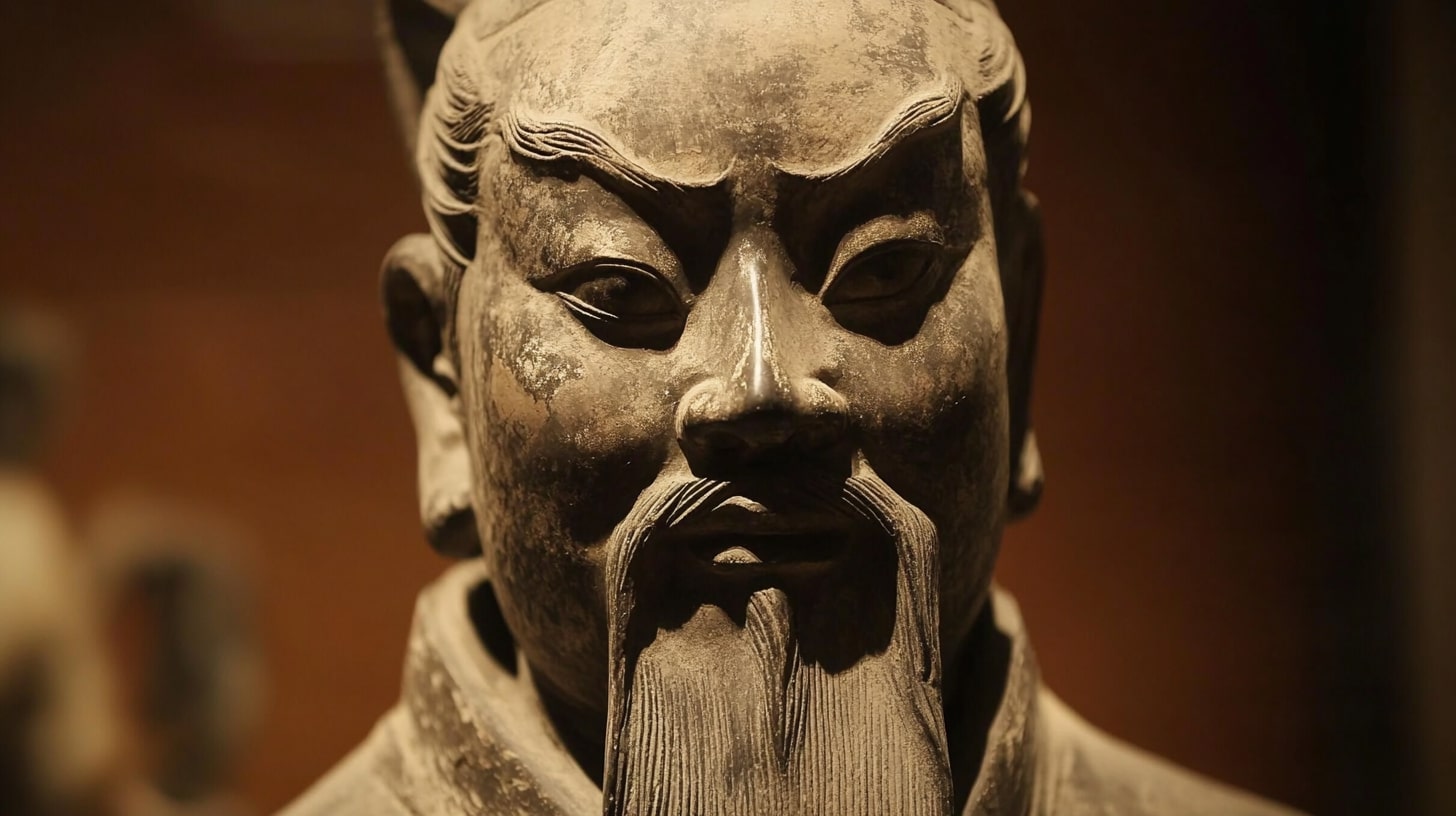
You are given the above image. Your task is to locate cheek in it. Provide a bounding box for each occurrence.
[846,250,1007,463]
[464,275,675,513]
[457,269,679,707]
[460,270,679,565]
[841,254,1009,620]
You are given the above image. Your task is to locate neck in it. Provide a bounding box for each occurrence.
[532,672,608,787]
[944,603,1015,812]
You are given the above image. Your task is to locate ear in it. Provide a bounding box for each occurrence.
[382,234,480,557]
[1003,189,1045,520]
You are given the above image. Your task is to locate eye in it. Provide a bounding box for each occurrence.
[822,240,939,306]
[550,260,686,350]
[819,237,946,344]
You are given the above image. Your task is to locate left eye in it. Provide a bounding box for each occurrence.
[552,260,686,350]
[822,241,938,305]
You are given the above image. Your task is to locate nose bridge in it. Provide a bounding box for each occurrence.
[676,229,849,473]
[734,233,797,408]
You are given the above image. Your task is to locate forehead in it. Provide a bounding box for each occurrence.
[486,0,958,179]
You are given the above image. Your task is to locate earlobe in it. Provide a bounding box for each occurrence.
[1009,430,1043,519]
[383,234,480,557]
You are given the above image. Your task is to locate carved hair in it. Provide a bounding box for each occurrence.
[415,0,1030,298]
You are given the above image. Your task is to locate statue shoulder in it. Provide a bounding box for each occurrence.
[1033,690,1306,816]
[278,709,416,816]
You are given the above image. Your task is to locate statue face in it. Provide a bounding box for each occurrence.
[397,0,1027,810]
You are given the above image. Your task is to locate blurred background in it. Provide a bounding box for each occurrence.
[1,0,1451,814]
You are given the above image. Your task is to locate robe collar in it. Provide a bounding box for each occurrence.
[392,562,1042,816]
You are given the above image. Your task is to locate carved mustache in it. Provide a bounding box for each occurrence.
[604,464,941,672]
[601,463,951,816]
[609,470,908,570]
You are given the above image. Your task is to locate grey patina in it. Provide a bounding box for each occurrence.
[285,1,1305,813]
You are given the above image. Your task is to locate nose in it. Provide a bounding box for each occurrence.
[676,231,850,475]
[677,377,849,473]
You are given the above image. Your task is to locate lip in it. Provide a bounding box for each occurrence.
[659,494,858,574]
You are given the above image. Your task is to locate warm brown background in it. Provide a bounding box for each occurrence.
[1,1,1438,814]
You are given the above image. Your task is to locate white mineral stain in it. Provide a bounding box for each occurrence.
[516,332,582,399]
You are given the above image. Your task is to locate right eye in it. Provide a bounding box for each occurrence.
[551,260,686,350]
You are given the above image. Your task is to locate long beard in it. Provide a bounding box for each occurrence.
[602,470,952,816]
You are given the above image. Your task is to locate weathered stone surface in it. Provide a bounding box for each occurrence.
[286,1,1306,812]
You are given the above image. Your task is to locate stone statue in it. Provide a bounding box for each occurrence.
[285,0,1304,813]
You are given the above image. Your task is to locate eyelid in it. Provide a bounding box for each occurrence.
[535,207,690,298]
[539,256,691,307]
[822,211,945,295]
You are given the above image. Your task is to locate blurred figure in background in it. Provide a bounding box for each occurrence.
[92,496,263,816]
[0,306,261,816]
[0,305,121,815]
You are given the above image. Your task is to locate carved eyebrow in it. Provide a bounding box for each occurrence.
[500,109,723,194]
[781,75,965,182]
[499,75,962,193]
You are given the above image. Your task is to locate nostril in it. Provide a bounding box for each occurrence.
[698,426,750,456]
[790,419,840,455]
[681,408,848,471]
[675,377,851,473]
[688,413,794,455]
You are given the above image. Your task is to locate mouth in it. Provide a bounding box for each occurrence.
[659,493,859,579]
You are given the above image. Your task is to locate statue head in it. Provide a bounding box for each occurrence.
[380,0,1043,811]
